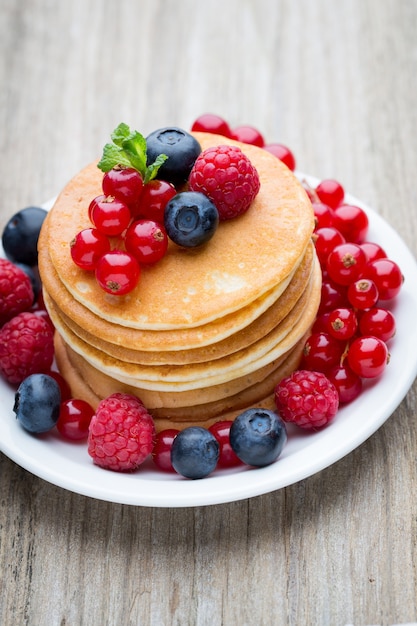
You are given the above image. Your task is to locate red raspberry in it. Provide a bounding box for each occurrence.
[188,144,260,220]
[0,258,34,326]
[274,370,339,429]
[88,393,155,472]
[0,311,54,384]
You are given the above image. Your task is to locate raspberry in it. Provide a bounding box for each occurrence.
[188,144,260,220]
[0,258,34,326]
[88,393,155,472]
[274,370,339,430]
[0,311,54,384]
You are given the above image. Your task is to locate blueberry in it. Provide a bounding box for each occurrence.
[229,408,287,467]
[171,426,220,479]
[14,373,61,434]
[2,206,48,266]
[146,127,201,187]
[164,191,219,247]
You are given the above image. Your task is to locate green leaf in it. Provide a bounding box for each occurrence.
[97,123,169,181]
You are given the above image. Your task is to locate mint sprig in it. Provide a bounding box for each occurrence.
[97,122,168,184]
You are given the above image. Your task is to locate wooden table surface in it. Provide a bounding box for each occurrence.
[1,1,417,624]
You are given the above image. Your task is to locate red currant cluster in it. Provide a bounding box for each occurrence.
[70,168,176,295]
[302,178,402,403]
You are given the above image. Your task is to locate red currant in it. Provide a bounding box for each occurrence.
[102,166,144,207]
[326,243,367,286]
[359,308,396,342]
[231,125,265,147]
[56,398,95,440]
[125,219,169,265]
[191,114,232,138]
[90,195,131,236]
[314,227,346,266]
[133,179,177,222]
[263,144,296,171]
[315,179,344,209]
[333,204,369,243]
[360,241,387,263]
[46,370,72,401]
[70,228,111,270]
[363,258,403,300]
[327,364,363,404]
[302,332,345,373]
[209,421,242,468]
[152,429,179,472]
[95,250,141,295]
[327,308,358,341]
[347,279,379,310]
[312,202,335,230]
[311,312,331,334]
[319,279,348,314]
[347,335,389,378]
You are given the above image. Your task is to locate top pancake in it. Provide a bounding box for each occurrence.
[45,132,314,330]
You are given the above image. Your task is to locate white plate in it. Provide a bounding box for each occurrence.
[1,177,417,507]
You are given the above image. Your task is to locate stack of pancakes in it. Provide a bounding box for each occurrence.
[38,133,321,431]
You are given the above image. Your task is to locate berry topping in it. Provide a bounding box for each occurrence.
[0,258,34,326]
[125,219,169,265]
[57,398,95,440]
[274,370,339,430]
[133,179,176,222]
[87,393,155,472]
[164,191,219,248]
[0,312,54,384]
[229,408,287,466]
[2,206,47,266]
[95,250,141,296]
[315,179,345,209]
[102,165,144,207]
[188,144,261,220]
[146,127,201,187]
[264,143,296,171]
[231,125,265,147]
[89,195,131,236]
[170,426,220,479]
[14,373,61,434]
[70,228,111,271]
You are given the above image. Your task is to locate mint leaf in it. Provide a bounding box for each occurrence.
[97,123,168,180]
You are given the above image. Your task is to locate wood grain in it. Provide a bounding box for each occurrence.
[1,1,417,624]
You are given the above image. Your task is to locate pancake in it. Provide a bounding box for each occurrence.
[43,133,314,330]
[42,241,315,365]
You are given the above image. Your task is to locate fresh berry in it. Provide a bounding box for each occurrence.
[327,364,363,404]
[152,428,179,472]
[358,307,396,342]
[146,127,201,187]
[360,241,387,263]
[0,312,54,384]
[87,393,155,472]
[326,307,358,341]
[57,398,95,440]
[209,420,243,468]
[102,166,144,207]
[15,263,41,304]
[191,114,232,138]
[274,370,339,429]
[229,408,287,466]
[47,370,72,400]
[133,179,176,222]
[95,250,141,295]
[263,144,296,171]
[315,179,344,209]
[89,195,131,236]
[326,242,367,286]
[125,219,169,264]
[314,227,345,265]
[333,204,369,243]
[312,202,335,230]
[231,125,265,147]
[14,373,61,433]
[301,331,344,373]
[347,278,379,309]
[318,278,348,314]
[188,144,261,220]
[170,426,220,479]
[70,228,111,270]
[347,335,389,378]
[363,258,403,300]
[2,206,47,266]
[0,258,34,326]
[164,191,219,247]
